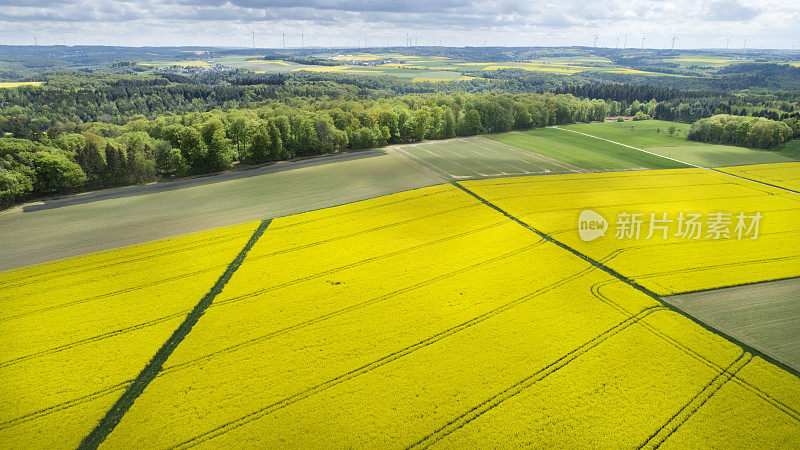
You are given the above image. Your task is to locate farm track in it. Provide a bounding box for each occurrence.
[639,352,754,449]
[1,216,513,369]
[78,219,272,449]
[591,281,800,422]
[172,262,601,448]
[408,307,665,449]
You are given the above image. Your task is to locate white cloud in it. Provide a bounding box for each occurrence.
[0,0,796,49]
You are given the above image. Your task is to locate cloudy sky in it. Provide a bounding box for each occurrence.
[0,0,798,49]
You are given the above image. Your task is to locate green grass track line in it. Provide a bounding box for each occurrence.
[77,219,272,449]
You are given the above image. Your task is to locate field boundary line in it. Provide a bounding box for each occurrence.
[408,306,664,448]
[172,265,599,448]
[591,280,800,422]
[663,275,800,297]
[5,218,516,370]
[551,126,800,195]
[639,352,753,449]
[451,181,800,382]
[77,219,272,450]
[158,241,546,377]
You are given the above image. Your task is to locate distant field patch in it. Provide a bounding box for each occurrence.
[645,145,797,167]
[0,81,42,88]
[561,121,799,167]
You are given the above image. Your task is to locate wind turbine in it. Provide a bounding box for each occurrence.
[301,33,304,48]
[594,33,599,47]
[623,33,628,49]
[641,36,645,49]
[282,33,285,50]
[251,30,255,49]
[671,34,677,50]
[616,37,620,48]
[725,37,730,49]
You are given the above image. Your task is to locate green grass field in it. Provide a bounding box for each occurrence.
[563,120,698,147]
[562,121,800,167]
[489,128,688,170]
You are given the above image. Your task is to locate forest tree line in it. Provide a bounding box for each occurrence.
[1,91,613,208]
[687,114,798,148]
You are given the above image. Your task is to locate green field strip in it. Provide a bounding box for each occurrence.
[450,140,540,175]
[475,136,586,173]
[404,143,486,177]
[644,145,797,168]
[78,219,272,449]
[469,138,556,173]
[489,130,657,171]
[433,141,508,174]
[396,145,475,178]
[439,140,527,175]
[170,263,602,447]
[640,352,753,449]
[552,127,800,196]
[409,307,665,449]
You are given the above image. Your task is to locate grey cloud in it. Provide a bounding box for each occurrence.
[706,0,760,21]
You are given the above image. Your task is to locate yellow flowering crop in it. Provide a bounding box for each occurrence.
[2,176,799,448]
[0,222,259,448]
[463,168,800,294]
[720,162,800,192]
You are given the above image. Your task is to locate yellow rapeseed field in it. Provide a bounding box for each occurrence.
[0,222,259,447]
[0,82,43,88]
[463,168,800,294]
[2,177,799,448]
[720,162,800,192]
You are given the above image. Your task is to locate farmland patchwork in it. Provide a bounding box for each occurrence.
[2,167,800,447]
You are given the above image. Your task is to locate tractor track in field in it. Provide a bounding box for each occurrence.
[0,217,513,368]
[591,280,800,423]
[0,239,547,432]
[0,217,536,431]
[171,264,601,448]
[78,219,272,449]
[3,194,471,323]
[157,241,546,377]
[408,306,666,449]
[639,352,754,449]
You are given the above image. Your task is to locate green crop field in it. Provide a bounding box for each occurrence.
[488,128,689,171]
[561,121,800,167]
